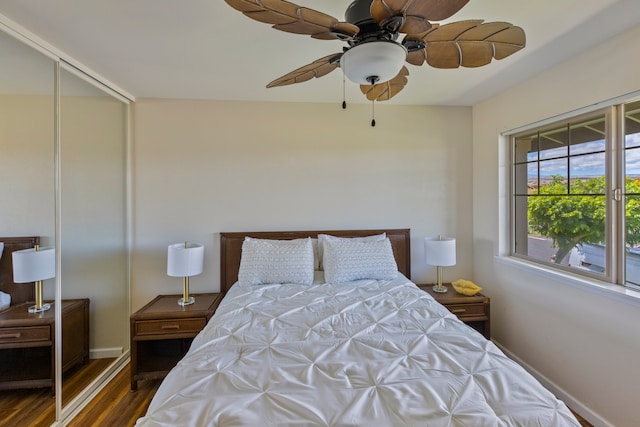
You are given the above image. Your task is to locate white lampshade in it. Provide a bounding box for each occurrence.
[340,40,407,85]
[12,247,55,283]
[425,236,456,267]
[167,242,204,277]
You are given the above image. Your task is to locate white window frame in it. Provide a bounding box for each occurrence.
[506,99,640,292]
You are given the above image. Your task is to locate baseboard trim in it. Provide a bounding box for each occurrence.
[90,347,124,359]
[60,351,130,426]
[492,340,610,427]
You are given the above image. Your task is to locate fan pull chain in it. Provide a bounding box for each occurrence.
[342,72,346,109]
[371,100,376,127]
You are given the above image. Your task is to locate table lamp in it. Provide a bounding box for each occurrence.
[167,242,204,306]
[12,245,55,312]
[425,236,456,293]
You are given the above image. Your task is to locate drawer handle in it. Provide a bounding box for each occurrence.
[161,324,180,330]
[0,333,21,339]
[451,309,466,314]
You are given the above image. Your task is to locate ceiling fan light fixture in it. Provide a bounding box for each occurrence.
[340,41,407,85]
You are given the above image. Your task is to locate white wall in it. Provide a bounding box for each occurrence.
[473,24,640,427]
[0,95,55,246]
[131,100,473,310]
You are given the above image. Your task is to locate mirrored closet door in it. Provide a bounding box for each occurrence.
[59,67,129,412]
[0,25,57,424]
[0,23,130,425]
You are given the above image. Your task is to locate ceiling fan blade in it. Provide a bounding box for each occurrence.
[406,48,427,66]
[403,25,438,65]
[371,0,470,34]
[484,25,527,59]
[360,66,409,101]
[224,0,359,40]
[267,53,343,88]
[408,20,525,68]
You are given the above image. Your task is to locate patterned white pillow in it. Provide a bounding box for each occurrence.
[238,237,314,285]
[317,233,386,269]
[323,237,398,284]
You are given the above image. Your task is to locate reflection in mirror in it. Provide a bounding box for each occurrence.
[0,25,130,425]
[0,29,54,241]
[59,67,129,410]
[0,28,57,425]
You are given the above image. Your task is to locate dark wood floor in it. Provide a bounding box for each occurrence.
[0,358,114,427]
[573,411,592,427]
[1,360,594,426]
[68,363,160,427]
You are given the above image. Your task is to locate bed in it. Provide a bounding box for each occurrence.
[136,229,580,426]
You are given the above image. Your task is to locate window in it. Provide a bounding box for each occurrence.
[624,100,640,287]
[511,99,640,290]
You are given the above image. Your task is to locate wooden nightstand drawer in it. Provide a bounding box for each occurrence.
[418,283,491,339]
[0,326,50,344]
[135,318,206,336]
[446,303,487,319]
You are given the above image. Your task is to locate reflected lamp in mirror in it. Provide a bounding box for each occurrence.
[425,236,456,293]
[167,242,204,306]
[12,245,55,312]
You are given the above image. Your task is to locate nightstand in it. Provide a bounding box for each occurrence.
[418,283,491,339]
[130,293,223,391]
[0,298,89,394]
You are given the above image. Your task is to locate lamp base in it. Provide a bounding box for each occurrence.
[28,303,51,313]
[432,284,448,293]
[178,296,195,306]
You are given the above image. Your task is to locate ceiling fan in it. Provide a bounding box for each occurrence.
[224,0,525,103]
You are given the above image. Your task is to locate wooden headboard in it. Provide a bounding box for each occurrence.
[220,229,411,293]
[0,236,39,306]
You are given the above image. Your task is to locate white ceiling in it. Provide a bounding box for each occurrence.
[1,0,639,105]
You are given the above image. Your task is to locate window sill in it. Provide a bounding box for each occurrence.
[495,255,640,307]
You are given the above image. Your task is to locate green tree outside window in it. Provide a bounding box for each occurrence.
[528,175,640,264]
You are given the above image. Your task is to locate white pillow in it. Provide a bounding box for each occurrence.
[238,237,314,285]
[317,233,386,269]
[0,242,3,260]
[322,237,398,284]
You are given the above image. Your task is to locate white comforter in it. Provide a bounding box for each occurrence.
[137,275,580,426]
